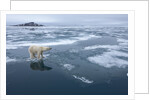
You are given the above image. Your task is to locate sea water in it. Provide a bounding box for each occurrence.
[6,25,128,95]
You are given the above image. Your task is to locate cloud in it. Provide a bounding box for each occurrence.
[7,14,128,26]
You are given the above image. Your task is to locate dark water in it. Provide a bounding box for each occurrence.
[6,26,128,95]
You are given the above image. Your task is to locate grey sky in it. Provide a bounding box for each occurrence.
[7,14,128,26]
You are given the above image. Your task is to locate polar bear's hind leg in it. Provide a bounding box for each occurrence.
[41,52,45,58]
[33,53,36,58]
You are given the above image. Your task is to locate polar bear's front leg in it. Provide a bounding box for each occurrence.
[30,53,35,59]
[37,52,41,59]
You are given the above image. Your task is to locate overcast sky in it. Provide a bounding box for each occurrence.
[7,14,128,26]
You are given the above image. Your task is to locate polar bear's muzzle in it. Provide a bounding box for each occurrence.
[48,47,52,50]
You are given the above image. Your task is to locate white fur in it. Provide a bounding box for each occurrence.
[28,45,51,59]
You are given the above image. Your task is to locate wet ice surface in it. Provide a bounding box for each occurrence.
[6,26,128,95]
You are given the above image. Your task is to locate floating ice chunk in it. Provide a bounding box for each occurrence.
[6,57,17,63]
[87,50,128,68]
[43,54,50,58]
[63,64,75,71]
[84,45,120,50]
[6,45,19,49]
[117,38,128,46]
[69,49,79,53]
[73,75,93,84]
[26,54,50,62]
[108,50,128,57]
[117,38,128,43]
[73,35,101,41]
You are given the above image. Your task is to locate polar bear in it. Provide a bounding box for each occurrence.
[28,45,52,59]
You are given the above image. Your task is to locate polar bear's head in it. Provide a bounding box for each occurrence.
[42,47,52,51]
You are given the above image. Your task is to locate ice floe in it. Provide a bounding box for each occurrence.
[84,45,120,50]
[87,50,128,68]
[6,56,17,63]
[7,35,101,50]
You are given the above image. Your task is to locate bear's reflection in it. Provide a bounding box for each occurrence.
[30,60,52,71]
